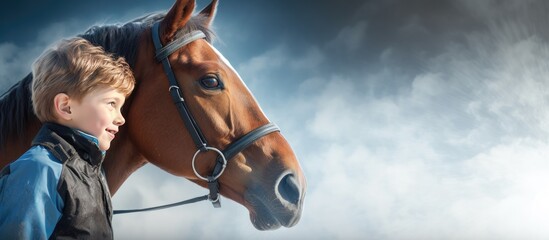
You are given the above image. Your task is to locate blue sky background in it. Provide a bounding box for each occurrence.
[3,0,549,239]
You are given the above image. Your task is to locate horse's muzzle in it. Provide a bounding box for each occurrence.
[245,170,306,230]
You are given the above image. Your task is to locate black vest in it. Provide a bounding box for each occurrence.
[32,123,113,240]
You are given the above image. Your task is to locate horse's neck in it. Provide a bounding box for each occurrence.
[102,130,148,195]
[0,120,41,169]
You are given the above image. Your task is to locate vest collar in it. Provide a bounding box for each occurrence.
[32,122,105,166]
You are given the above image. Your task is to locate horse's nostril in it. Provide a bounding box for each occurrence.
[277,173,301,205]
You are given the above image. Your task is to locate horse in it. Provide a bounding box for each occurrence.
[0,0,306,231]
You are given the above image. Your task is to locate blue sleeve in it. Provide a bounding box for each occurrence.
[0,146,64,239]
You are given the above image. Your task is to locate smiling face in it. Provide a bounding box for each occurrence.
[66,87,126,151]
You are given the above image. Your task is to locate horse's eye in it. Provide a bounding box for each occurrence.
[200,76,223,90]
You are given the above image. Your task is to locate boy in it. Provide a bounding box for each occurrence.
[0,37,135,239]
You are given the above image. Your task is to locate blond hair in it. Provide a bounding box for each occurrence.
[32,37,135,122]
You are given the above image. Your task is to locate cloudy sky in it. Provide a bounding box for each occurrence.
[3,0,549,239]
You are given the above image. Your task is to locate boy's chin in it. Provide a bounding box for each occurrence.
[99,143,110,151]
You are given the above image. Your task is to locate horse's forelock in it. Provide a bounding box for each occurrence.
[174,14,216,43]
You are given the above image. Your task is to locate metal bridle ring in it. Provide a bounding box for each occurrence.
[191,147,227,181]
[168,85,179,92]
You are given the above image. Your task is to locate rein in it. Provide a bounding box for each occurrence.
[113,22,280,214]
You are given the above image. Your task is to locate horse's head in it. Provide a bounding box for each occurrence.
[128,0,306,230]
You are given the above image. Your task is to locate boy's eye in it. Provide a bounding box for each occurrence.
[108,102,116,107]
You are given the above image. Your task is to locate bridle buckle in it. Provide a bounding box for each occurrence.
[207,177,221,208]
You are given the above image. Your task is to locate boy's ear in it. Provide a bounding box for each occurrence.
[53,93,72,121]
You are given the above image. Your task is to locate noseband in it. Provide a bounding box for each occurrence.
[113,22,280,214]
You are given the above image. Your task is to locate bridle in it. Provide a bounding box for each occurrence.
[113,22,280,214]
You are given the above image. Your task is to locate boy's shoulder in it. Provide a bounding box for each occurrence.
[1,146,64,201]
[8,145,63,175]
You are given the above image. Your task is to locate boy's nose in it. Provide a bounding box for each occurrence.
[115,112,125,126]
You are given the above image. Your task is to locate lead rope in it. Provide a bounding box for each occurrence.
[113,195,208,215]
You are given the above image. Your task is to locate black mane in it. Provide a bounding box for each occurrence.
[78,13,164,68]
[0,73,34,146]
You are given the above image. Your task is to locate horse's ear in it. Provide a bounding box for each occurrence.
[160,0,196,42]
[199,0,218,26]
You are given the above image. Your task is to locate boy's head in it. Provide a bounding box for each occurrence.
[32,37,135,150]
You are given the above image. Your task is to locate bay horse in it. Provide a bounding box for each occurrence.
[0,0,306,230]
